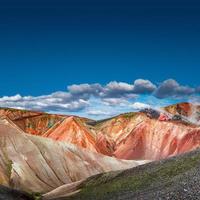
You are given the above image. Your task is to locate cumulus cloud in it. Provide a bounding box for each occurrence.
[68,83,102,96]
[102,81,134,98]
[106,81,133,92]
[102,98,129,106]
[87,110,111,116]
[102,79,156,98]
[0,94,23,102]
[154,79,195,98]
[0,79,199,117]
[130,102,151,110]
[196,86,200,93]
[133,79,156,93]
[0,92,89,112]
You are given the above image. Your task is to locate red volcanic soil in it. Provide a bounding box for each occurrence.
[1,103,200,161]
[113,118,200,160]
[0,117,143,193]
[91,106,200,160]
[0,108,99,152]
[95,132,115,156]
[0,107,65,135]
[43,116,99,152]
[164,102,199,117]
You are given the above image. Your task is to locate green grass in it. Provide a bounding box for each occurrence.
[86,117,114,128]
[90,112,137,127]
[6,160,13,180]
[0,148,13,181]
[121,112,137,119]
[68,152,200,200]
[30,192,42,200]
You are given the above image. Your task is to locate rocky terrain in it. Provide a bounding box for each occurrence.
[0,185,34,200]
[1,102,200,161]
[0,102,200,199]
[0,117,144,194]
[53,147,200,200]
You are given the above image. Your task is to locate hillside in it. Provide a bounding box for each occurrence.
[0,118,144,194]
[43,116,99,153]
[1,104,200,161]
[0,185,34,200]
[0,103,200,199]
[47,147,200,200]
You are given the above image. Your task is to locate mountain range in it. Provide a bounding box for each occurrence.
[0,102,200,199]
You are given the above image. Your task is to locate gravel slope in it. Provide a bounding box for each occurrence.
[0,185,34,200]
[59,148,200,200]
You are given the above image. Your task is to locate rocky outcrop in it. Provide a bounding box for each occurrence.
[163,102,195,117]
[163,102,200,123]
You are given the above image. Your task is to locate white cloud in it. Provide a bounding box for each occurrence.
[154,79,195,98]
[106,81,134,92]
[68,83,102,96]
[0,94,22,102]
[87,110,111,116]
[0,92,89,112]
[101,81,134,98]
[133,79,156,93]
[101,79,156,98]
[102,98,129,106]
[0,79,199,118]
[130,102,151,110]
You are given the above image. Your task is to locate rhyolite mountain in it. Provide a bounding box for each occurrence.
[0,117,144,193]
[0,102,200,199]
[1,102,200,160]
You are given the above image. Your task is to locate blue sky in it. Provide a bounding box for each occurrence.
[0,0,200,118]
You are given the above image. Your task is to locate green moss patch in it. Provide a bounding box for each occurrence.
[121,112,137,119]
[68,152,200,200]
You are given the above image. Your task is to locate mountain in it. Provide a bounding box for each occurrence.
[1,103,200,161]
[43,116,99,153]
[0,117,144,194]
[89,106,200,160]
[163,102,200,123]
[44,147,200,200]
[163,102,198,117]
[0,107,64,135]
[114,117,200,160]
[1,103,200,199]
[0,107,98,152]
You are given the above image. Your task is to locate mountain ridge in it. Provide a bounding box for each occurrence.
[0,102,200,199]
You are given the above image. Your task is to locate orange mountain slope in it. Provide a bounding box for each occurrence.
[0,107,65,135]
[43,116,99,152]
[114,118,200,160]
[0,118,145,193]
[1,102,200,161]
[0,108,97,152]
[163,102,200,122]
